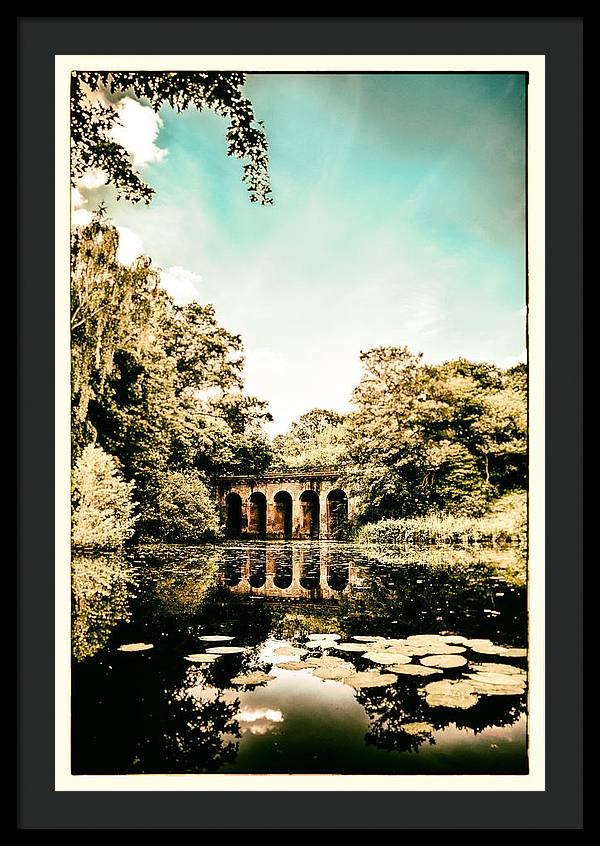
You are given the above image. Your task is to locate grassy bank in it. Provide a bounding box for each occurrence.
[357,491,527,546]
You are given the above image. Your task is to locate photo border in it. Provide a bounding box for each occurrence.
[18,17,582,829]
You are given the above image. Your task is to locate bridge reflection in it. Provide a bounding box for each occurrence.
[220,543,358,600]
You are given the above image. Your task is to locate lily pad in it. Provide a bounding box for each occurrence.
[276,661,315,671]
[439,635,469,645]
[364,651,412,665]
[313,666,355,680]
[274,646,308,657]
[352,636,385,643]
[388,664,442,677]
[420,654,468,669]
[498,647,527,658]
[117,643,153,652]
[306,633,341,641]
[422,679,479,709]
[183,653,220,663]
[231,671,272,686]
[305,656,350,669]
[464,671,526,687]
[334,643,369,653]
[382,644,434,657]
[206,646,246,655]
[399,722,435,736]
[406,634,446,645]
[465,680,526,696]
[198,635,235,642]
[344,670,398,689]
[470,662,526,676]
[465,638,496,649]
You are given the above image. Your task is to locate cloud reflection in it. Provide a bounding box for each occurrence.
[238,707,284,736]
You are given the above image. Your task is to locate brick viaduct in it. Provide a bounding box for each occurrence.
[217,471,356,540]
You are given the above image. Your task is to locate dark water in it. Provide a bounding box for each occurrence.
[71,541,528,776]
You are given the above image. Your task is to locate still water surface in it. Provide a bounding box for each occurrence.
[71,541,528,775]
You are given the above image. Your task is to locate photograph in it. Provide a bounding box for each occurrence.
[63,58,539,784]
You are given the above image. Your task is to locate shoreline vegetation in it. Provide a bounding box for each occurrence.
[357,491,526,548]
[71,222,527,554]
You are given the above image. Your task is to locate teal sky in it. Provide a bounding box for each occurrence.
[80,72,527,435]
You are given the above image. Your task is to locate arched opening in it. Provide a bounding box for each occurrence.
[326,489,348,539]
[248,491,267,538]
[273,545,293,589]
[273,490,293,539]
[225,492,242,537]
[299,545,320,589]
[299,490,320,539]
[248,547,266,588]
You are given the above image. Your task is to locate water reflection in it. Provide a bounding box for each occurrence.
[71,540,528,775]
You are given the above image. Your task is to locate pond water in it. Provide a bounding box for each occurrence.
[71,541,528,776]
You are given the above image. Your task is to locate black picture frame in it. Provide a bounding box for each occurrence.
[18,16,582,829]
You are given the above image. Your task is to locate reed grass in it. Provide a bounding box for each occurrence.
[357,491,527,546]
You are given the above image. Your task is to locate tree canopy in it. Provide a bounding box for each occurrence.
[71,71,272,205]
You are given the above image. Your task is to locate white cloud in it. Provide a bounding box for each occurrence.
[115,226,146,266]
[77,169,108,190]
[109,97,167,167]
[160,266,201,305]
[499,348,528,370]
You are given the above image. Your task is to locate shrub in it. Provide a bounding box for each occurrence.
[138,470,222,543]
[72,444,138,548]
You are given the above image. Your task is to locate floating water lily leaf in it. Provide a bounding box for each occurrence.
[471,663,526,676]
[276,661,315,671]
[400,722,435,736]
[422,679,479,709]
[364,651,412,665]
[498,647,527,658]
[231,671,272,686]
[379,643,434,657]
[352,636,385,643]
[313,666,355,681]
[344,670,398,689]
[306,633,341,641]
[183,653,219,663]
[389,664,442,677]
[198,635,235,642]
[464,671,525,687]
[467,645,506,656]
[466,681,526,696]
[117,643,153,652]
[305,656,351,669]
[464,638,495,649]
[420,654,468,669]
[274,646,308,657]
[206,646,246,655]
[439,635,469,645]
[334,643,369,652]
[406,634,446,645]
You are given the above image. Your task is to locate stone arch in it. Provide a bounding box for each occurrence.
[273,490,293,539]
[326,489,348,539]
[248,491,267,537]
[299,490,320,539]
[225,492,243,537]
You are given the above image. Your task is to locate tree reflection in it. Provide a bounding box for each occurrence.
[71,552,137,661]
[357,678,527,755]
[338,548,526,646]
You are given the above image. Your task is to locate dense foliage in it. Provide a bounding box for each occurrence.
[71,71,272,205]
[273,347,527,523]
[71,444,138,548]
[71,220,272,544]
[346,347,527,521]
[271,408,348,470]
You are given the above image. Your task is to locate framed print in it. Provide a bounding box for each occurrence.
[18,17,582,830]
